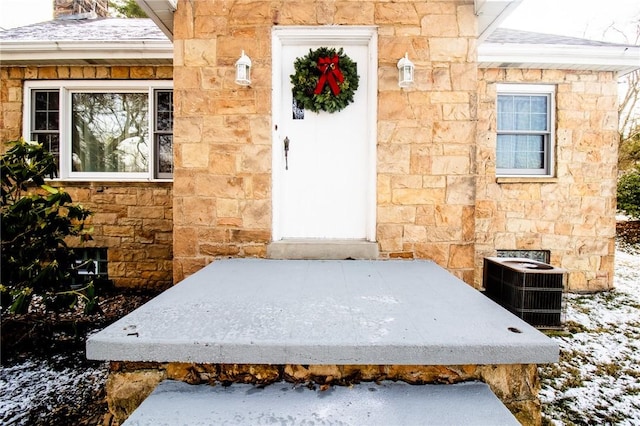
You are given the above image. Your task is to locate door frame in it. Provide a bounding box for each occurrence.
[271,26,378,241]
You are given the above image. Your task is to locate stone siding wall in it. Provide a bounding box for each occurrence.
[106,362,541,425]
[476,68,618,291]
[63,182,173,289]
[0,65,174,289]
[172,0,479,284]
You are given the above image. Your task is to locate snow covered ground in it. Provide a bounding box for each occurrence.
[1,248,638,425]
[0,355,107,425]
[540,246,640,425]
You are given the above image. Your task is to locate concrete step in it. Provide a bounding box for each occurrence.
[122,380,520,426]
[87,259,558,366]
[267,239,380,259]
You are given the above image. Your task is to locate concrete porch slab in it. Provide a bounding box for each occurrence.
[122,380,520,426]
[87,259,558,365]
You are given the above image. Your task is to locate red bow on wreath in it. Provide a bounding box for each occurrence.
[314,55,345,96]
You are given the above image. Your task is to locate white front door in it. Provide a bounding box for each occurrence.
[272,28,377,241]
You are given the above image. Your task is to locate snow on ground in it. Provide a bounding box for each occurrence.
[540,246,640,425]
[1,248,638,424]
[0,356,107,425]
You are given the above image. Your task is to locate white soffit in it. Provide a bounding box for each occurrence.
[0,40,173,65]
[475,0,524,42]
[478,43,640,75]
[136,0,176,41]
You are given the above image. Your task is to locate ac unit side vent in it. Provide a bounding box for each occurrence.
[483,257,566,328]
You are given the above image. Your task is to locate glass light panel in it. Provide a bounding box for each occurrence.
[71,92,149,173]
[154,90,173,178]
[31,90,60,173]
[155,91,173,131]
[404,66,412,82]
[35,112,49,130]
[36,133,59,153]
[497,96,514,130]
[497,134,545,170]
[157,134,173,174]
[497,94,548,131]
[32,133,59,159]
[496,134,514,169]
[33,91,59,131]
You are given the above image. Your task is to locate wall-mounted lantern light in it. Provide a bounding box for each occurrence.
[397,53,414,88]
[235,50,252,86]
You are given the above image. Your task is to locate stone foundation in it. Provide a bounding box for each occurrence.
[106,362,542,426]
[62,182,173,290]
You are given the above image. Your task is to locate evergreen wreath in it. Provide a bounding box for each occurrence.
[290,47,359,114]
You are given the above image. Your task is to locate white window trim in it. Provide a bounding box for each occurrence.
[496,83,556,178]
[23,80,173,182]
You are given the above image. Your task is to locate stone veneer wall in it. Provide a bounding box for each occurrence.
[0,65,174,289]
[105,362,542,425]
[172,0,479,284]
[476,68,619,291]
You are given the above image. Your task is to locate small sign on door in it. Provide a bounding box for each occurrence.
[292,97,304,120]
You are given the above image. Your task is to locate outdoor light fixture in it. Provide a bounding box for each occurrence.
[235,50,252,86]
[397,53,414,88]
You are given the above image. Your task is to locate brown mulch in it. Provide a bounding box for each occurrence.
[1,290,160,364]
[1,288,160,426]
[617,220,640,246]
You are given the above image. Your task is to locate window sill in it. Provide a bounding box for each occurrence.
[496,176,558,184]
[45,178,173,186]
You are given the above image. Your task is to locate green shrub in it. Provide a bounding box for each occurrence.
[617,165,640,220]
[1,139,94,313]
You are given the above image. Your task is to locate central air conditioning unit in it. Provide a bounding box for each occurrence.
[483,257,566,328]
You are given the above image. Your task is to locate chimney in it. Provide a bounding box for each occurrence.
[54,0,109,20]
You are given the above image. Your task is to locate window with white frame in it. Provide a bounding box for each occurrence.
[24,80,173,180]
[496,84,555,176]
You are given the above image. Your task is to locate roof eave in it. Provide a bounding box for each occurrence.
[478,43,640,75]
[136,0,175,41]
[0,40,173,65]
[475,0,524,43]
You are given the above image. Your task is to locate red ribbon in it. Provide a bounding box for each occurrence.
[314,55,344,96]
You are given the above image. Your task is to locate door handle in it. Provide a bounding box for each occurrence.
[283,136,290,170]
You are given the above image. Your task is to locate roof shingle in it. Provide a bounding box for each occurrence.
[0,18,168,42]
[488,28,637,48]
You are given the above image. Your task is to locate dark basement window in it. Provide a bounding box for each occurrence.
[72,248,109,286]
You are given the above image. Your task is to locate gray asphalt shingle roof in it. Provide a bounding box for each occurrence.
[2,17,634,49]
[0,18,168,41]
[487,28,636,48]
[479,28,640,74]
